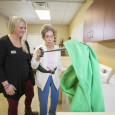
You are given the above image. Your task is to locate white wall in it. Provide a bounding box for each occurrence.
[71,22,84,42]
[0,13,8,37]
[27,33,44,53]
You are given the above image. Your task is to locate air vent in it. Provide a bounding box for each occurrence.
[32,2,48,10]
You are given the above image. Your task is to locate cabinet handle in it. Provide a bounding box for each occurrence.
[88,30,94,39]
[90,30,94,38]
[88,32,90,39]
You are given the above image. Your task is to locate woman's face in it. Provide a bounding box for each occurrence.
[43,30,54,45]
[14,21,26,38]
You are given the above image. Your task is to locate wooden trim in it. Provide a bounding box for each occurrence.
[93,39,115,43]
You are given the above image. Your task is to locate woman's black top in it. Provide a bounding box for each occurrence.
[0,35,35,100]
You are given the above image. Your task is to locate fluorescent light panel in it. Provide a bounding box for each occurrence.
[35,10,51,20]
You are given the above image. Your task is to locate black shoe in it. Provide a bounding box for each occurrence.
[25,109,38,115]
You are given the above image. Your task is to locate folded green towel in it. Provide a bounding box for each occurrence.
[60,39,105,112]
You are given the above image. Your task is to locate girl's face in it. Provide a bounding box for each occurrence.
[14,21,26,38]
[43,30,54,45]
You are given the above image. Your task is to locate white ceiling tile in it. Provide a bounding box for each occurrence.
[48,2,68,11]
[0,1,33,10]
[0,0,84,25]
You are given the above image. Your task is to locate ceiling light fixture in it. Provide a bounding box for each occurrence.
[33,2,51,20]
[35,10,51,20]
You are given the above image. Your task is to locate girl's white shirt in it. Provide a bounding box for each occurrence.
[31,44,65,91]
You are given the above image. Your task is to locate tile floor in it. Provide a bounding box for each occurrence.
[0,57,71,115]
[0,85,62,115]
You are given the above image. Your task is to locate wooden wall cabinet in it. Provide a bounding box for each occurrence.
[83,0,115,42]
[104,0,115,40]
[83,6,92,42]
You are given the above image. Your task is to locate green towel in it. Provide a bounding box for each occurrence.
[60,39,105,112]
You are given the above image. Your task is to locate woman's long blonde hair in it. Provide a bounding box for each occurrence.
[8,16,28,53]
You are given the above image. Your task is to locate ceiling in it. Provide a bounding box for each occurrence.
[0,0,86,25]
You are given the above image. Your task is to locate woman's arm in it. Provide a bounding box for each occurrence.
[0,38,16,95]
[31,46,42,69]
[0,38,8,83]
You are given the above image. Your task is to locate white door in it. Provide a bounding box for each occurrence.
[27,34,44,53]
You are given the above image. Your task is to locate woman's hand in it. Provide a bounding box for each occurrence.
[62,70,65,74]
[36,49,42,60]
[60,70,65,77]
[5,84,16,95]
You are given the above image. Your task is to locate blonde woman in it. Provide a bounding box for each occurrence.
[31,24,65,115]
[0,16,38,115]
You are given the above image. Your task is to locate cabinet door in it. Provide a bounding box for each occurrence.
[83,6,92,42]
[91,0,105,41]
[104,0,115,40]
